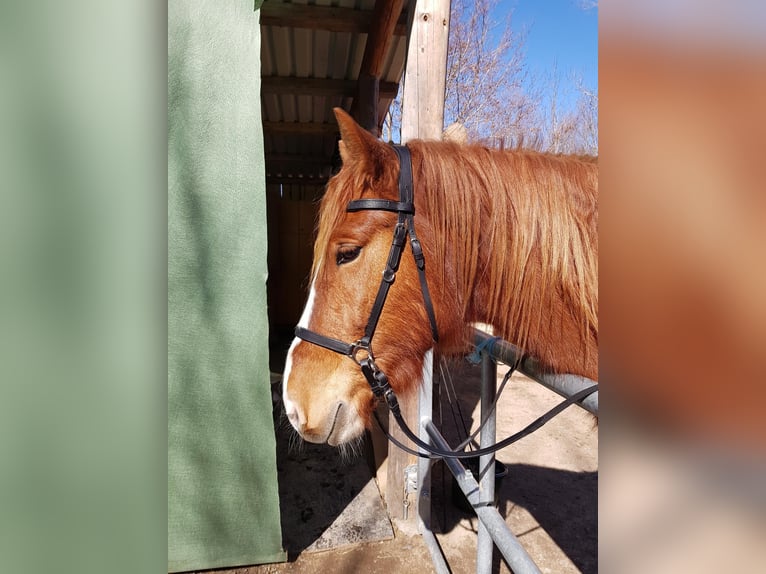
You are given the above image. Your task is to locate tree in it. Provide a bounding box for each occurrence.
[531,63,598,155]
[444,0,534,145]
[571,80,598,155]
[383,0,598,156]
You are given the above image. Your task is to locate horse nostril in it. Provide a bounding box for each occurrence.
[284,401,304,432]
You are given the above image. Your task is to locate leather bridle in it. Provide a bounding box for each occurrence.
[294,144,598,459]
[295,145,438,413]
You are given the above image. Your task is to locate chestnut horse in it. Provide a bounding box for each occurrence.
[283,108,598,446]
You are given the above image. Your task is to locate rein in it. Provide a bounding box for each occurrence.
[295,144,597,459]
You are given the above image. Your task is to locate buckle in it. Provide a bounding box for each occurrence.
[350,340,375,366]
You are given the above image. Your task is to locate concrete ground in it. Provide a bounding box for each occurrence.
[218,355,597,574]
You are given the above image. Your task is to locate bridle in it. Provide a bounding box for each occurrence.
[295,144,597,459]
[295,144,438,411]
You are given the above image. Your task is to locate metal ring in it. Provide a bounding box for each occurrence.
[350,341,375,366]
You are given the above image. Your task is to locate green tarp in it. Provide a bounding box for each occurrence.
[168,1,284,570]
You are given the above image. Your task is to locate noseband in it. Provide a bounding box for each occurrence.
[295,145,439,413]
[294,144,598,459]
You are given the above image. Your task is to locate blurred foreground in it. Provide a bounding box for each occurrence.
[600,0,766,571]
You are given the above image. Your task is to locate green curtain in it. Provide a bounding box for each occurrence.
[168,1,284,570]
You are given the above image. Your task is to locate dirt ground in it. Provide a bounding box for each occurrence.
[214,356,597,574]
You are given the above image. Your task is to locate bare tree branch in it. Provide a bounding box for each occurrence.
[388,0,598,155]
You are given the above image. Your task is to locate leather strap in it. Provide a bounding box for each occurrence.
[294,326,355,357]
[361,222,407,342]
[347,199,414,213]
[393,145,439,343]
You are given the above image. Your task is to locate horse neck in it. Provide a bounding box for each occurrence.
[413,143,598,380]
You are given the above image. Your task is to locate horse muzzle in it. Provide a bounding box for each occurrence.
[284,397,365,446]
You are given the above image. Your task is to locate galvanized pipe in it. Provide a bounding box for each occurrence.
[476,351,497,574]
[417,349,434,532]
[473,329,599,415]
[424,420,542,574]
[417,350,451,574]
[420,527,450,574]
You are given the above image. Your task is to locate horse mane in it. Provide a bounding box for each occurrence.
[410,140,598,374]
[313,136,598,378]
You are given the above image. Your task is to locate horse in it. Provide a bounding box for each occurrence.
[282,108,598,446]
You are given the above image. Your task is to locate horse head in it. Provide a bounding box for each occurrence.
[281,109,599,447]
[282,109,441,446]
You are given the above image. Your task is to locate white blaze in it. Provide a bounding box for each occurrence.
[282,279,318,427]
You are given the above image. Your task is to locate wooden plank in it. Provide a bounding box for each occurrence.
[260,3,408,36]
[266,154,331,164]
[401,0,450,142]
[262,121,339,135]
[360,0,407,79]
[387,0,451,531]
[262,76,399,99]
[265,175,330,186]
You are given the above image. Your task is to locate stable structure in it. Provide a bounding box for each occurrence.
[262,0,413,349]
[262,0,450,528]
[168,2,285,571]
[170,3,596,572]
[170,3,450,570]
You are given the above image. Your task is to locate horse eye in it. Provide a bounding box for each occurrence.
[336,245,361,266]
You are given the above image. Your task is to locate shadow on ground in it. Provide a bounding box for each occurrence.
[427,356,597,574]
[272,393,393,560]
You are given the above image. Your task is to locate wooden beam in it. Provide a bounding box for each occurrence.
[260,3,408,36]
[266,154,332,165]
[262,76,399,99]
[262,121,339,136]
[356,74,380,134]
[386,0,451,532]
[352,0,406,133]
[265,175,329,186]
[360,0,407,79]
[265,156,333,180]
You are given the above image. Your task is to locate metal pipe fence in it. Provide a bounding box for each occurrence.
[416,329,598,573]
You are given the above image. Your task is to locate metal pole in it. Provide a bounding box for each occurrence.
[425,421,542,574]
[417,349,434,533]
[473,329,599,415]
[476,351,497,574]
[418,350,450,574]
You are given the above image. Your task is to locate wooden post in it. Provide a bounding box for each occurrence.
[385,0,450,532]
[400,0,450,142]
[356,73,380,135]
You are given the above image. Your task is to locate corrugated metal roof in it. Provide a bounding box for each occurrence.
[260,0,411,186]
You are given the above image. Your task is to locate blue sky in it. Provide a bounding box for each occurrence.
[495,0,598,109]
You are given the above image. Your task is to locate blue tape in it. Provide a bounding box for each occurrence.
[466,336,501,365]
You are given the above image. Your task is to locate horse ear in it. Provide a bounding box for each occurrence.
[334,107,381,168]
